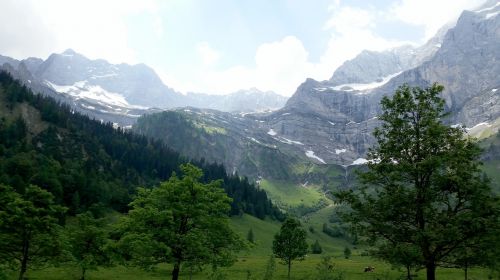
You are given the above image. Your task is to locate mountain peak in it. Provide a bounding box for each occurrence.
[61,48,77,56]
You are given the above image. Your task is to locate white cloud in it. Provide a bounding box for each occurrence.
[162,3,415,97]
[317,5,410,81]
[197,42,221,66]
[389,0,484,39]
[169,36,316,96]
[0,0,162,63]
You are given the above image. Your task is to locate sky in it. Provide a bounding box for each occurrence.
[0,0,485,96]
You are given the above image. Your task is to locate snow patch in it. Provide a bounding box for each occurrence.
[486,11,500,19]
[451,123,462,128]
[91,73,118,79]
[282,112,291,116]
[314,87,328,92]
[305,150,326,164]
[335,149,346,155]
[492,88,498,92]
[273,136,304,145]
[267,129,277,136]
[45,80,146,109]
[466,122,491,131]
[351,158,369,165]
[476,1,500,13]
[81,104,96,110]
[331,72,401,93]
[248,137,263,145]
[328,121,335,126]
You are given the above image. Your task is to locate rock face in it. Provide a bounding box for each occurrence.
[0,50,288,116]
[35,49,183,108]
[3,3,500,179]
[329,45,418,86]
[263,4,500,166]
[328,22,451,87]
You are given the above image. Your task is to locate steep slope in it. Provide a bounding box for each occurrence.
[328,22,451,87]
[135,3,500,185]
[0,50,289,116]
[272,4,500,165]
[0,71,281,219]
[36,49,183,108]
[0,61,158,127]
[133,108,359,201]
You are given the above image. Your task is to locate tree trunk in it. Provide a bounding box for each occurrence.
[425,262,436,280]
[19,238,29,280]
[464,265,468,280]
[189,266,193,280]
[287,260,291,280]
[407,266,411,280]
[172,260,181,280]
[81,267,86,280]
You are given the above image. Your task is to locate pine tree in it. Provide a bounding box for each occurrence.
[311,240,322,254]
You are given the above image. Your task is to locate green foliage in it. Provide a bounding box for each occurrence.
[0,184,67,280]
[0,71,282,221]
[336,84,500,280]
[315,256,344,280]
[66,212,111,280]
[272,217,308,279]
[247,228,255,244]
[311,240,323,254]
[111,164,245,280]
[343,247,351,259]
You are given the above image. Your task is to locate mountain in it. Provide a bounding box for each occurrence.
[0,50,288,122]
[133,2,500,184]
[329,23,452,87]
[35,49,184,108]
[269,2,500,164]
[184,88,287,112]
[0,71,282,219]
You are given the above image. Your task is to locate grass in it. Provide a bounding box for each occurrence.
[258,179,326,208]
[8,255,491,280]
[3,214,494,279]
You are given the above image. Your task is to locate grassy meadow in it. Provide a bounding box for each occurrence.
[3,214,494,280]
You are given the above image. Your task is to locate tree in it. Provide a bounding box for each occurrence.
[311,240,322,254]
[343,247,351,259]
[0,184,66,280]
[66,212,110,280]
[315,255,344,280]
[373,243,422,280]
[111,164,245,280]
[272,217,308,280]
[247,228,255,243]
[336,84,500,280]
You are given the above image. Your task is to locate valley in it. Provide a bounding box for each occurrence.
[1,1,500,279]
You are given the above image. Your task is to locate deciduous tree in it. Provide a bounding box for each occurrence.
[0,184,66,280]
[66,212,110,280]
[272,217,308,280]
[111,164,245,280]
[336,84,500,280]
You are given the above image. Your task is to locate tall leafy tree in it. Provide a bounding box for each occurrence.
[336,84,500,280]
[272,217,308,280]
[111,163,245,280]
[66,212,110,280]
[0,184,66,280]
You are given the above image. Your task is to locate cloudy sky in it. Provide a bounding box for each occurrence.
[0,0,485,96]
